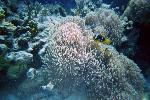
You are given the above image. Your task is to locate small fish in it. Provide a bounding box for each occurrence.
[93,33,111,45]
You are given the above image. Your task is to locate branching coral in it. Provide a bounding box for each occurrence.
[42,17,144,100]
[85,7,125,46]
[74,0,101,16]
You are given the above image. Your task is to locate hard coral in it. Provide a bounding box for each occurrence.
[0,21,16,35]
[58,22,84,44]
[85,7,125,46]
[27,20,38,38]
[43,17,144,100]
[122,0,150,23]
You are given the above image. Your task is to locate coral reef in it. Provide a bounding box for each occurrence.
[16,16,144,99]
[0,0,40,80]
[73,0,102,16]
[27,20,38,37]
[0,21,17,34]
[0,7,5,20]
[19,1,67,22]
[0,0,149,99]
[122,0,150,23]
[5,51,33,79]
[85,7,126,46]
[40,18,145,99]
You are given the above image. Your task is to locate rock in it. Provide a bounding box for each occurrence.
[7,62,26,79]
[41,82,54,91]
[18,69,48,96]
[26,68,37,79]
[5,51,33,63]
[5,51,33,79]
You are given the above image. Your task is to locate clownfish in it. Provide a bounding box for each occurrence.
[93,33,111,45]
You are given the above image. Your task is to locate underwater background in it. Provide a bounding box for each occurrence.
[0,0,150,100]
